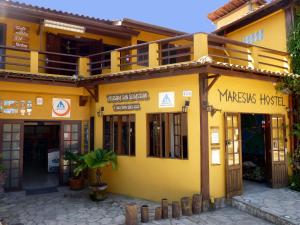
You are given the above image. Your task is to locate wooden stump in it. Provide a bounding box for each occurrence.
[125,203,137,225]
[192,194,202,214]
[172,201,180,219]
[141,205,149,223]
[202,199,210,212]
[181,197,192,216]
[155,207,162,220]
[161,198,168,219]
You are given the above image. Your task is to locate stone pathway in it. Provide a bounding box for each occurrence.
[0,187,272,225]
[233,181,300,225]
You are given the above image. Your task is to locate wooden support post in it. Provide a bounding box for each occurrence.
[30,51,39,74]
[141,205,149,223]
[154,207,162,220]
[172,201,180,219]
[199,73,210,201]
[161,198,168,219]
[148,43,159,67]
[78,57,90,77]
[193,33,208,61]
[111,50,120,73]
[192,194,202,214]
[125,203,137,225]
[181,197,192,216]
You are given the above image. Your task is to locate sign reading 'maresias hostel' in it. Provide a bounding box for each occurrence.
[217,89,286,106]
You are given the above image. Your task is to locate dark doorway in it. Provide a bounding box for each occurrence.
[0,24,6,69]
[23,122,60,190]
[241,114,268,184]
[46,33,104,75]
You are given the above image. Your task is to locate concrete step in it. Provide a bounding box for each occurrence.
[232,195,297,225]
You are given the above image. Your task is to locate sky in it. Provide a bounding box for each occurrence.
[17,0,230,33]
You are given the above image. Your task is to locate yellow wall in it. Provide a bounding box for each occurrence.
[215,3,251,29]
[208,76,289,198]
[226,10,287,52]
[94,75,201,202]
[0,81,90,121]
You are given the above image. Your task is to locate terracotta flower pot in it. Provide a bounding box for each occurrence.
[89,183,108,201]
[69,177,84,191]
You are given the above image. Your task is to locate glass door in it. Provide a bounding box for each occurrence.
[0,120,23,190]
[60,121,81,184]
[225,113,242,197]
[270,115,288,188]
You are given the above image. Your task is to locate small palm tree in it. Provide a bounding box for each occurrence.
[76,149,118,186]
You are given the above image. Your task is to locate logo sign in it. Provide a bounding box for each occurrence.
[52,98,71,118]
[159,92,175,108]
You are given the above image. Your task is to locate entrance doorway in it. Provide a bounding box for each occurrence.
[225,113,288,198]
[23,122,60,189]
[241,114,268,185]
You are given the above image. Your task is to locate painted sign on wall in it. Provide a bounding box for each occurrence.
[107,91,149,103]
[52,98,71,118]
[217,89,286,107]
[159,92,175,108]
[13,25,30,49]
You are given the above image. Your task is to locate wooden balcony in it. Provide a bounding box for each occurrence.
[0,33,290,79]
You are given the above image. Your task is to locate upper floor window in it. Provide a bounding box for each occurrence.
[147,113,188,159]
[103,115,135,156]
[137,40,149,66]
[242,29,264,44]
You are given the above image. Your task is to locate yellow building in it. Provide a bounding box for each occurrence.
[0,0,296,203]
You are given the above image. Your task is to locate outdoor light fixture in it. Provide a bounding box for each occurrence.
[44,19,85,33]
[206,104,221,116]
[182,100,190,113]
[97,107,104,117]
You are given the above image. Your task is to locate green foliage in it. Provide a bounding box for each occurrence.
[288,17,300,75]
[74,149,118,186]
[276,74,300,95]
[64,151,86,177]
[83,149,118,170]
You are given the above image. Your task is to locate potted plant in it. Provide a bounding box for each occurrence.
[76,149,117,201]
[64,151,86,190]
[0,155,6,193]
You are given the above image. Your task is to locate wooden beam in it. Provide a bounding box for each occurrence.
[84,85,99,102]
[206,74,220,92]
[199,73,210,201]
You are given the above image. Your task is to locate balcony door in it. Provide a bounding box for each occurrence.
[0,24,6,69]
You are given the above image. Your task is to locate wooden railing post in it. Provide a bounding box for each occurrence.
[78,57,90,77]
[193,33,208,61]
[111,50,120,73]
[249,46,260,69]
[30,51,39,74]
[149,43,159,67]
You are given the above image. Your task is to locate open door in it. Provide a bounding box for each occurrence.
[225,113,243,198]
[60,121,82,184]
[0,120,23,191]
[46,33,62,74]
[270,115,288,188]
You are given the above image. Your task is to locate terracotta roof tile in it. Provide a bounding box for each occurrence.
[208,0,267,22]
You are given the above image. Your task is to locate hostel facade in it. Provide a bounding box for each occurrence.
[0,0,297,202]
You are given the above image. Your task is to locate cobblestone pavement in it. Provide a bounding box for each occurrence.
[233,181,300,225]
[0,187,272,225]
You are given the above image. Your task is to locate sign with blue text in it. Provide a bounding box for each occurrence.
[159,92,175,108]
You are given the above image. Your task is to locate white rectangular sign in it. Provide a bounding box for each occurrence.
[183,90,192,97]
[52,98,71,118]
[159,92,175,108]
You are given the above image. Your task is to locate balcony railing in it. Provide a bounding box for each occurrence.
[0,33,290,78]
